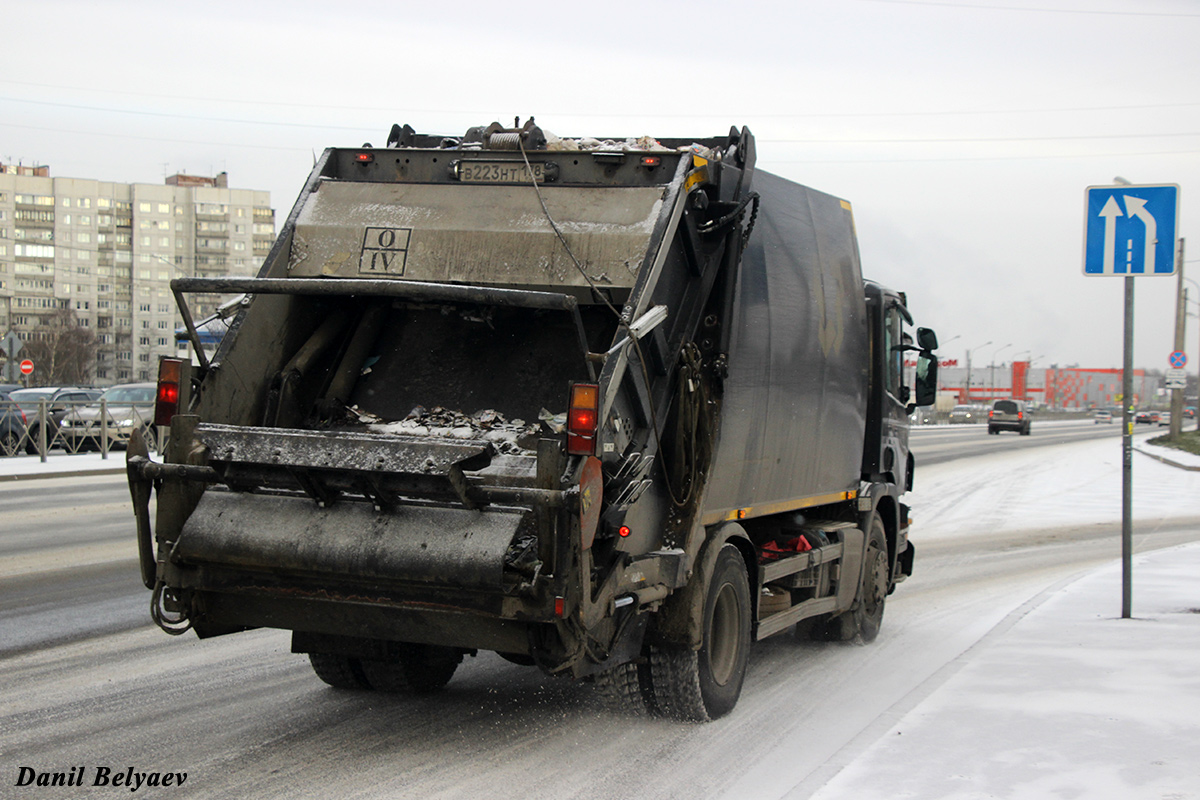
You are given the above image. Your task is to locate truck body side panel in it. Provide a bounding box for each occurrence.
[703,171,868,519]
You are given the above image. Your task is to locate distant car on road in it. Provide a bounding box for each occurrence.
[988,399,1031,435]
[1157,411,1172,427]
[1093,410,1113,424]
[949,404,979,424]
[1135,411,1155,424]
[58,383,156,451]
[9,386,102,454]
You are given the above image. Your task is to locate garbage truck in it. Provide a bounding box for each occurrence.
[128,119,938,721]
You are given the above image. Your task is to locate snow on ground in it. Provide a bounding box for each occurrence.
[5,427,1200,799]
[806,542,1200,800]
[802,427,1200,800]
[0,450,123,479]
[909,426,1200,543]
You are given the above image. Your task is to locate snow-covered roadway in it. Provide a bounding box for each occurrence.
[1,430,1197,799]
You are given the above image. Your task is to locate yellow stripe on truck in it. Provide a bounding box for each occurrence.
[702,489,859,526]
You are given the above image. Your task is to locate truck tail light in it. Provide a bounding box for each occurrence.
[566,383,599,456]
[155,358,183,427]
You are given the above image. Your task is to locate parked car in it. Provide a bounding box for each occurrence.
[9,386,103,454]
[0,392,30,456]
[58,383,156,451]
[988,398,1031,435]
[1093,409,1113,424]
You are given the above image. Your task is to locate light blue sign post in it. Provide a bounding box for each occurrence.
[1082,182,1181,620]
[1083,184,1179,276]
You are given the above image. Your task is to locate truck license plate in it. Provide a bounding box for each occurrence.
[457,161,544,183]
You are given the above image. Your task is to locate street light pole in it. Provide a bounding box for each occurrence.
[965,340,991,404]
[989,343,1012,402]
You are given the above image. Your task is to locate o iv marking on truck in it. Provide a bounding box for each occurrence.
[359,227,412,275]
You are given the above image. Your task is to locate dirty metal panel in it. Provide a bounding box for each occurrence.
[703,171,869,518]
[174,490,523,590]
[289,181,663,289]
[196,423,490,476]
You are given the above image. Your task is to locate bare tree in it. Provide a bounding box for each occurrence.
[22,308,98,386]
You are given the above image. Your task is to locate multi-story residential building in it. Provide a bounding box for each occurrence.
[0,165,274,385]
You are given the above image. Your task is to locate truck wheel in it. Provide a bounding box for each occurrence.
[650,544,751,721]
[813,517,888,643]
[594,660,653,715]
[360,644,463,693]
[308,653,371,690]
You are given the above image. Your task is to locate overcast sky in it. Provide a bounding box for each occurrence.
[3,0,1198,371]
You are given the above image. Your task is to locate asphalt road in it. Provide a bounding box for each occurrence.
[1,436,1196,799]
[908,417,1130,465]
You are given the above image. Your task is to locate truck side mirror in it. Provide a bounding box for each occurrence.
[908,351,938,413]
[917,327,938,351]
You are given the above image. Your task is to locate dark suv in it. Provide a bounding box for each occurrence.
[10,386,102,454]
[988,399,1031,436]
[0,392,30,456]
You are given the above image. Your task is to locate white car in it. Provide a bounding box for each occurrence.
[59,383,156,451]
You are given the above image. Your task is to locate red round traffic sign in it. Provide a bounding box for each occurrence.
[19,359,33,375]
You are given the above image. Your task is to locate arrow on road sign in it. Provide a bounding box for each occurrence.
[1124,196,1156,273]
[1100,196,1121,273]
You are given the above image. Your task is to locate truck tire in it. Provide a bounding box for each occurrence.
[649,544,751,721]
[308,653,371,690]
[360,644,463,693]
[594,660,652,715]
[812,516,888,643]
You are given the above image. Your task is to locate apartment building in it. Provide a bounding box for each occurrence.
[0,165,274,385]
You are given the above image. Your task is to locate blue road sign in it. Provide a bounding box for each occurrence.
[1083,184,1179,276]
[1169,351,1187,369]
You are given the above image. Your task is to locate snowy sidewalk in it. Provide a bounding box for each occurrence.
[808,542,1200,799]
[0,450,126,481]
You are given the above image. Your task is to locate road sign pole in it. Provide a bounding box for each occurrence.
[1122,276,1134,620]
[1170,238,1186,441]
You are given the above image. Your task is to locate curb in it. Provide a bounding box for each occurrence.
[1133,446,1200,472]
[0,467,126,482]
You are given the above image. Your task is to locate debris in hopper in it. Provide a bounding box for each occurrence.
[354,405,542,454]
[538,408,567,434]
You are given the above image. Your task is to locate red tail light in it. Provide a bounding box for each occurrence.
[567,383,600,456]
[155,358,183,427]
